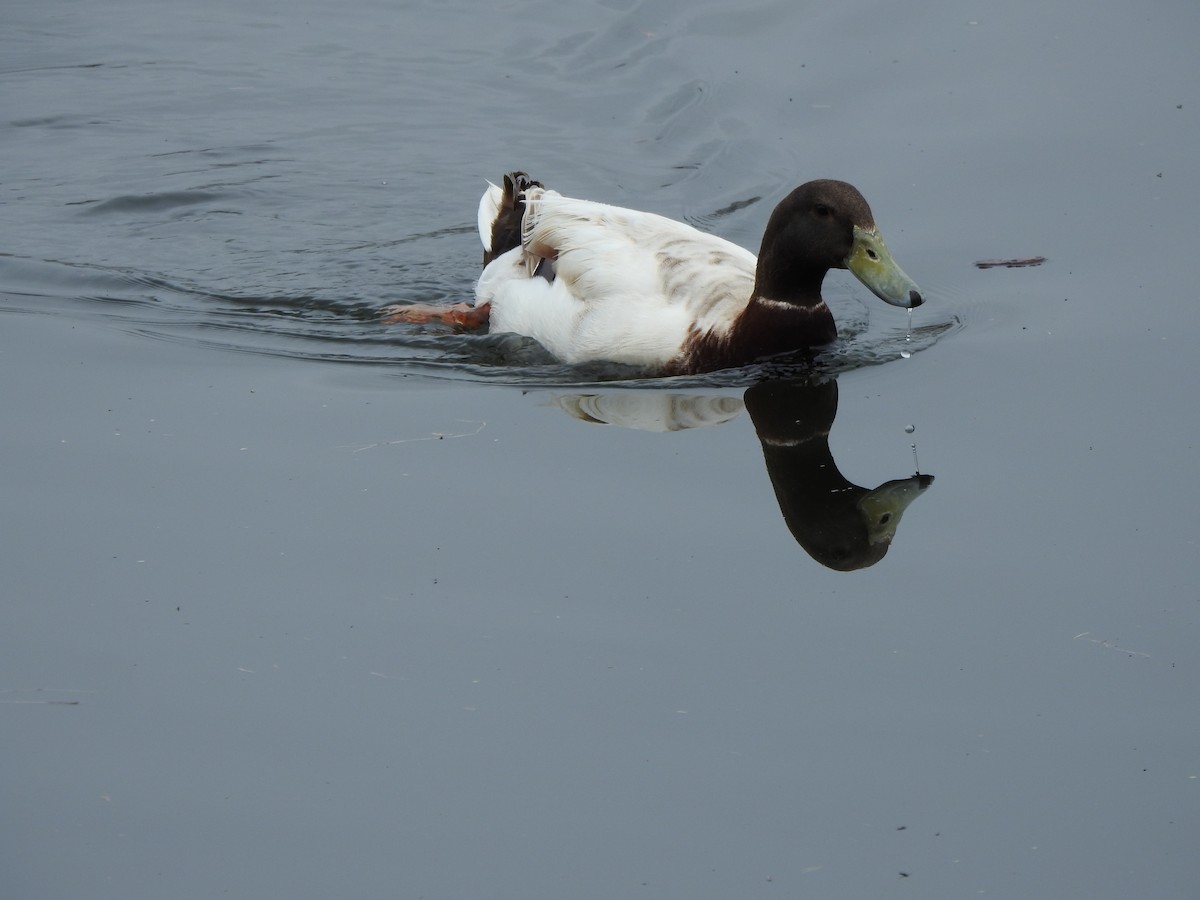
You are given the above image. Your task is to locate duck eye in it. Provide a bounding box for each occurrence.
[814,204,832,218]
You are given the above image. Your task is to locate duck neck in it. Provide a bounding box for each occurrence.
[738,233,838,358]
[735,294,837,355]
[752,216,835,307]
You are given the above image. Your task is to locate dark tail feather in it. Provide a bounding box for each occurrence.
[483,171,543,265]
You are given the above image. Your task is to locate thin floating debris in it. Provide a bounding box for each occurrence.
[974,256,1047,269]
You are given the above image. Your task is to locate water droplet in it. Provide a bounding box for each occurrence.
[900,349,911,359]
[904,424,916,434]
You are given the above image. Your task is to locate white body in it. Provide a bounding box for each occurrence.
[474,185,757,368]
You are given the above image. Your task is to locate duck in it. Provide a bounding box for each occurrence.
[382,171,923,375]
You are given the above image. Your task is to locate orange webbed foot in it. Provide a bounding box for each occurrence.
[380,302,490,330]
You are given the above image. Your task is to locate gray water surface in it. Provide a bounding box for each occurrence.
[3,1,1198,898]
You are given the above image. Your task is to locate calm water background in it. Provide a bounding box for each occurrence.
[3,1,1198,898]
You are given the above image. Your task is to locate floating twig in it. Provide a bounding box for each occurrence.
[0,687,94,705]
[974,256,1047,269]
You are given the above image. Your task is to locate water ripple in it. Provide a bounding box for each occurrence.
[77,190,234,215]
[1,252,959,389]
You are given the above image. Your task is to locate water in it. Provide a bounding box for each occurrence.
[4,2,1199,898]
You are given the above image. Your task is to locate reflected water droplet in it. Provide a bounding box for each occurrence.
[904,424,916,434]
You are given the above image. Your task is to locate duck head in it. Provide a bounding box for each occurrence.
[755,180,923,310]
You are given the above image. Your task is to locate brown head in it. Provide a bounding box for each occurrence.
[753,180,922,310]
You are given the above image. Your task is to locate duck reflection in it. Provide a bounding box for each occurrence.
[555,377,933,570]
[744,378,932,570]
[555,393,743,432]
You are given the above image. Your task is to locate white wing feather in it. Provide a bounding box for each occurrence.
[477,181,504,252]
